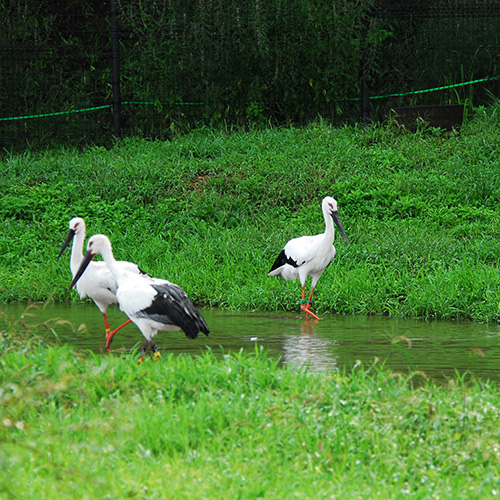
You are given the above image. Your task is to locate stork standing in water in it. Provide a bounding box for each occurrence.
[58,218,147,350]
[69,234,209,363]
[268,196,349,320]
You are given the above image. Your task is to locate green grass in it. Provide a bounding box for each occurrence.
[2,340,500,499]
[1,104,500,321]
[3,109,500,498]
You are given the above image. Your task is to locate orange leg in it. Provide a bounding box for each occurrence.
[300,285,307,313]
[106,319,133,351]
[300,286,321,321]
[103,312,111,339]
[135,342,161,362]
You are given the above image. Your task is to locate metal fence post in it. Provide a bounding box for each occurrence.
[360,7,371,126]
[361,58,370,125]
[111,0,121,136]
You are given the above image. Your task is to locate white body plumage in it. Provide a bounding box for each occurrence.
[59,217,144,315]
[268,196,349,319]
[69,234,209,359]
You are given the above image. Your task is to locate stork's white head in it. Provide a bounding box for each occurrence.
[86,234,113,258]
[69,217,86,234]
[322,196,338,216]
[57,217,87,260]
[322,196,349,245]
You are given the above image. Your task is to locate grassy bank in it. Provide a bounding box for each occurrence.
[1,104,500,320]
[2,341,500,499]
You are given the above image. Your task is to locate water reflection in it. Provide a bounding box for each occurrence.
[2,302,500,382]
[249,317,340,372]
[282,322,339,372]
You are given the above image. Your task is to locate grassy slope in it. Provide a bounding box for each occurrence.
[2,343,500,499]
[2,109,500,498]
[1,105,500,320]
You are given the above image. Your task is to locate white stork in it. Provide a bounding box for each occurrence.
[58,217,147,350]
[68,234,210,363]
[268,196,349,320]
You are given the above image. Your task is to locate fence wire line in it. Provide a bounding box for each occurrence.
[1,77,497,123]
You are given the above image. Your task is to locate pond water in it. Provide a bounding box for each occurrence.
[3,302,500,382]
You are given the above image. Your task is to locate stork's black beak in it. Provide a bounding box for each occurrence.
[57,228,76,260]
[68,249,95,290]
[331,211,350,245]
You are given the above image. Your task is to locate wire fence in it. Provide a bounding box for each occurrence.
[1,0,499,151]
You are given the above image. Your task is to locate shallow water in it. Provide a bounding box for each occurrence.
[3,302,500,382]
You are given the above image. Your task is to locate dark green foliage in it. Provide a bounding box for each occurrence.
[118,0,368,118]
[1,1,499,149]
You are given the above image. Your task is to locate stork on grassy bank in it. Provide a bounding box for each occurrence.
[69,234,209,363]
[58,217,148,350]
[268,196,349,320]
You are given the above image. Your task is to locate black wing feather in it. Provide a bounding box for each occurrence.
[137,283,209,339]
[268,249,299,273]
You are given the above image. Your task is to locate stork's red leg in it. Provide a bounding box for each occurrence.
[300,285,309,314]
[300,287,321,320]
[106,319,133,350]
[308,287,315,306]
[103,313,111,338]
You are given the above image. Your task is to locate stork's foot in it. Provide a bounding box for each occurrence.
[105,330,115,351]
[151,343,161,361]
[300,300,321,321]
[137,340,150,364]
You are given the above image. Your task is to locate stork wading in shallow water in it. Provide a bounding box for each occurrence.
[58,217,147,350]
[268,196,349,320]
[69,234,210,363]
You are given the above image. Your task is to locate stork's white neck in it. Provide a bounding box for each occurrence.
[99,243,126,285]
[70,229,86,276]
[323,208,335,243]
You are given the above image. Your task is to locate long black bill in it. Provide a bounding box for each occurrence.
[57,228,76,260]
[68,249,95,291]
[331,211,350,245]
